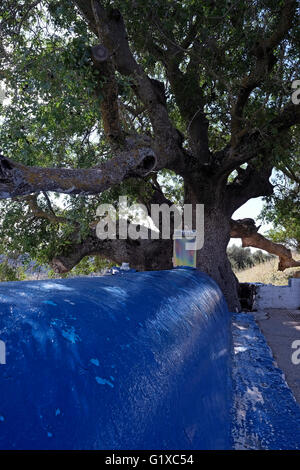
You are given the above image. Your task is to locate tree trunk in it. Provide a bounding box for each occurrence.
[184,182,241,312]
[196,207,240,312]
[51,183,241,311]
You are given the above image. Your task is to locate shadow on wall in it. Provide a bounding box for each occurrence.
[254,278,300,310]
[239,278,300,311]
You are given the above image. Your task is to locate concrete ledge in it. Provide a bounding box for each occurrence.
[254,278,300,310]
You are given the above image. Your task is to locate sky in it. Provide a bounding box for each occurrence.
[233,197,266,229]
[229,196,272,248]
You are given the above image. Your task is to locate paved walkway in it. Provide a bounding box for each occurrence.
[255,309,300,404]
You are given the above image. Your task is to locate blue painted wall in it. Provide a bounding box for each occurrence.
[232,313,300,450]
[0,268,232,450]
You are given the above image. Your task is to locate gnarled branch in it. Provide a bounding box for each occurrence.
[25,194,72,225]
[230,0,297,146]
[51,230,173,274]
[91,43,125,146]
[230,218,300,271]
[0,142,156,198]
[220,101,300,177]
[52,217,300,276]
[73,0,186,172]
[225,161,274,215]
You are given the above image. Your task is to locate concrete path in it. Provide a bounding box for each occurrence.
[255,309,300,404]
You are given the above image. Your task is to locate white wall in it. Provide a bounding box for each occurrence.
[254,278,300,310]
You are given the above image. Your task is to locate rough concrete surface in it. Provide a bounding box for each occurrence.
[254,279,300,310]
[232,313,300,450]
[255,309,300,405]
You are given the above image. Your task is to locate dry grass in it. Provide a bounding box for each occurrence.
[236,253,300,285]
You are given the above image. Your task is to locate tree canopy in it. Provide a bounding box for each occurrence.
[260,161,300,250]
[0,0,299,309]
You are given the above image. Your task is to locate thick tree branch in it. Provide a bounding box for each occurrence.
[220,101,300,176]
[230,218,300,271]
[73,0,186,172]
[223,101,300,211]
[51,217,300,276]
[166,59,210,162]
[144,15,210,162]
[91,44,125,146]
[0,143,156,198]
[51,230,173,273]
[23,194,83,230]
[225,161,274,215]
[230,0,297,146]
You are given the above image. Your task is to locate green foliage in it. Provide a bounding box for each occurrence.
[0,256,26,281]
[227,244,273,271]
[260,172,300,249]
[0,0,298,271]
[63,256,114,277]
[0,1,154,268]
[157,170,184,205]
[0,260,19,281]
[0,8,104,169]
[114,0,300,151]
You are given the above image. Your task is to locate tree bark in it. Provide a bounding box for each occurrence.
[181,180,241,311]
[196,208,241,311]
[49,215,300,312]
[1,0,298,316]
[51,232,173,274]
[230,218,300,271]
[0,144,157,198]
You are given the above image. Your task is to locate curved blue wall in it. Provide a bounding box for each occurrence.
[0,268,232,450]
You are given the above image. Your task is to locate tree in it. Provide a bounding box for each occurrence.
[227,244,273,271]
[0,0,299,310]
[260,160,300,250]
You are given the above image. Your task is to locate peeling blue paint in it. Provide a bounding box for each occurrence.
[1,273,298,451]
[90,358,100,367]
[0,270,231,450]
[61,327,81,344]
[42,300,57,307]
[232,313,300,450]
[95,377,114,388]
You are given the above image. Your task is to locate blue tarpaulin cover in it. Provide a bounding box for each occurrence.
[0,268,232,450]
